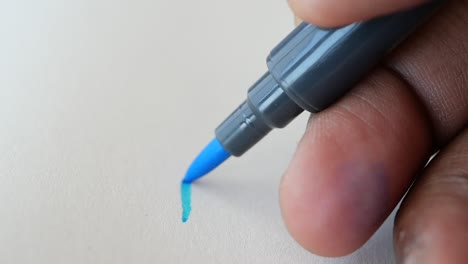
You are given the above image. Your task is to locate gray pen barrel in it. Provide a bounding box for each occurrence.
[216,1,442,157]
[268,1,441,112]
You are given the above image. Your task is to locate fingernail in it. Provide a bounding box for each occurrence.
[396,228,427,264]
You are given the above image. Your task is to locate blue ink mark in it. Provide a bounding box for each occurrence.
[181,182,192,222]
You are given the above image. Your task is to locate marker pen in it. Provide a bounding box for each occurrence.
[183,1,442,183]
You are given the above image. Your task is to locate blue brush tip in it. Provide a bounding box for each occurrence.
[183,138,231,183]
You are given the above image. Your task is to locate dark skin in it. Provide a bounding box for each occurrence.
[281,0,468,262]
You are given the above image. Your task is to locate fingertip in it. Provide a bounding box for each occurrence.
[288,0,342,28]
[280,131,392,256]
[279,69,432,256]
[288,0,428,27]
[394,129,468,263]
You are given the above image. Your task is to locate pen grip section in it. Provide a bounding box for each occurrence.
[216,73,302,156]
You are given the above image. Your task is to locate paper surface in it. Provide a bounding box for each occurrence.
[0,0,395,263]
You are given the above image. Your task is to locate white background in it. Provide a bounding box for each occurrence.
[0,0,395,263]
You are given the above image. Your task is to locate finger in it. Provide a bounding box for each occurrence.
[288,0,428,27]
[386,0,468,146]
[394,128,468,263]
[280,68,432,256]
[281,0,468,256]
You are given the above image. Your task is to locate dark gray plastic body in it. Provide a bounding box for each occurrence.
[216,1,441,157]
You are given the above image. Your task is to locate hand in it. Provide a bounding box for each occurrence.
[281,0,468,262]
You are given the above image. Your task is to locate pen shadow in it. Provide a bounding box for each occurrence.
[191,176,397,263]
[193,177,282,221]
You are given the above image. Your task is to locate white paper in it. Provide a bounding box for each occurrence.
[0,1,395,263]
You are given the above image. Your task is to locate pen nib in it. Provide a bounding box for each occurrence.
[183,138,231,183]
